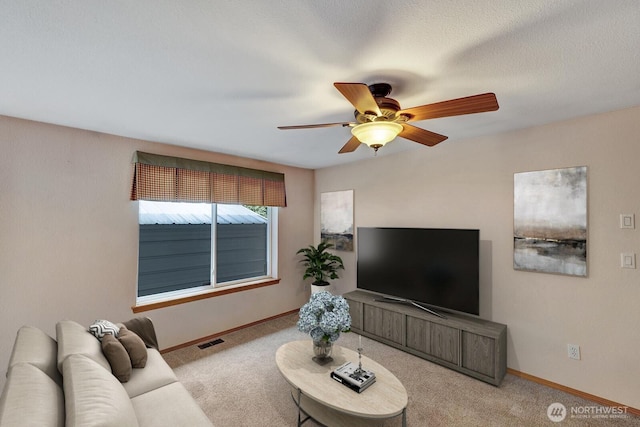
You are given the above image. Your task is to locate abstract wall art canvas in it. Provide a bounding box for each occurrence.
[514,166,587,276]
[320,190,354,251]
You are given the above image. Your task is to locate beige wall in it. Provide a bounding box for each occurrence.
[0,116,314,390]
[315,106,640,410]
[2,108,638,409]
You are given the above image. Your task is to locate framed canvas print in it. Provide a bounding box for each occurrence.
[320,190,354,251]
[513,166,587,277]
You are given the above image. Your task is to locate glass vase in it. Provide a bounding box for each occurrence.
[312,340,333,363]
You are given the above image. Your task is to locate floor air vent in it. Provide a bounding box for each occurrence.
[197,338,224,349]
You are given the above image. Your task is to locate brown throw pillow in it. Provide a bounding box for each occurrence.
[101,333,132,382]
[118,326,148,368]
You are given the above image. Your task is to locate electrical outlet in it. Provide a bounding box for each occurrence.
[568,344,581,360]
[621,253,636,269]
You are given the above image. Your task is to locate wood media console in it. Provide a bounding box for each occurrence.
[344,290,507,386]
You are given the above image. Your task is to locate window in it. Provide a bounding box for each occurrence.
[137,200,277,302]
[129,151,286,306]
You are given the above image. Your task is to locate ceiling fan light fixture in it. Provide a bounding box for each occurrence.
[351,122,403,151]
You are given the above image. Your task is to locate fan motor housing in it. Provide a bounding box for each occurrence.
[354,96,403,123]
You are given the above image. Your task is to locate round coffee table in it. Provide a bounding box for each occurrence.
[275,340,408,427]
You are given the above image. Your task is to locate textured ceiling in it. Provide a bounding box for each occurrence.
[1,1,638,169]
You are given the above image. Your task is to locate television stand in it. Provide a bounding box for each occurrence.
[374,297,447,319]
[346,290,507,386]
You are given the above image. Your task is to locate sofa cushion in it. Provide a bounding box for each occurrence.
[118,326,148,368]
[63,354,139,427]
[56,320,110,373]
[101,334,132,382]
[7,325,62,386]
[122,317,158,350]
[131,382,212,427]
[122,348,177,398]
[0,363,64,427]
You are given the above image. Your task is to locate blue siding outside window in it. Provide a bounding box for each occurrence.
[137,201,270,298]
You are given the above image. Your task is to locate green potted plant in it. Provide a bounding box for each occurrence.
[297,242,345,293]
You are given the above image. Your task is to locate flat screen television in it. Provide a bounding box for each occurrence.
[357,227,480,316]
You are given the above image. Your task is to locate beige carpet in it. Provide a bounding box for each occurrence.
[163,314,637,426]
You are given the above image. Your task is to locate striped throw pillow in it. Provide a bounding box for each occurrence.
[88,320,120,341]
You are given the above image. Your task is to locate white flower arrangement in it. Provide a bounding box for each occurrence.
[297,291,351,343]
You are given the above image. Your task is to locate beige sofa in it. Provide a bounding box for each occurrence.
[0,319,213,427]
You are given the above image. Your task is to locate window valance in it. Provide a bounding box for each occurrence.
[130,151,287,207]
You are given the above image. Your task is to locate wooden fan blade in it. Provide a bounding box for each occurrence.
[338,136,362,154]
[334,83,382,116]
[399,93,499,122]
[278,122,352,130]
[399,124,448,147]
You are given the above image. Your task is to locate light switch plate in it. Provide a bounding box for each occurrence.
[621,253,636,269]
[620,214,635,229]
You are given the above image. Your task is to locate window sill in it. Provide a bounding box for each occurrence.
[131,278,281,313]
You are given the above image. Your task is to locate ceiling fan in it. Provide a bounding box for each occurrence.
[278,82,499,154]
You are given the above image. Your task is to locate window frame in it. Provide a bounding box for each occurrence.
[134,202,279,311]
